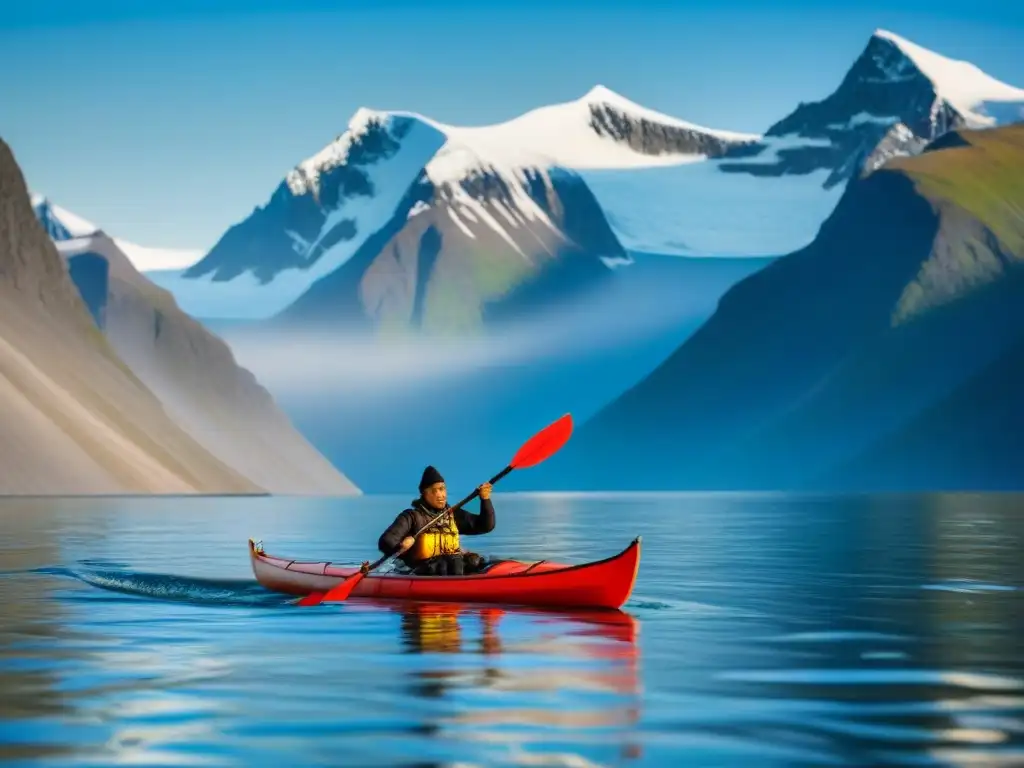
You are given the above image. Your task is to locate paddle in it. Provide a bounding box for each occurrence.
[297,413,574,607]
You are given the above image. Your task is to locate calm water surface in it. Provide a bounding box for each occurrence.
[1,493,1023,767]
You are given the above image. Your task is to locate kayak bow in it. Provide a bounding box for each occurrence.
[248,537,641,611]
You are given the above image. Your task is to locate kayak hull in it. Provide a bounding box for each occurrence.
[247,536,641,610]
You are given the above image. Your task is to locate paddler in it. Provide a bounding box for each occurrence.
[377,466,494,576]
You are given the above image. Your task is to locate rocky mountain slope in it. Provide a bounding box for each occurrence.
[53,232,359,494]
[274,163,625,334]
[718,29,1024,188]
[146,87,760,324]
[0,137,261,495]
[527,123,1024,492]
[582,29,1024,257]
[146,29,1024,329]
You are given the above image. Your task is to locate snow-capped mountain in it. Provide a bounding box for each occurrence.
[147,29,1024,322]
[528,122,1024,493]
[578,29,1024,258]
[151,87,759,322]
[719,29,1024,187]
[31,194,203,272]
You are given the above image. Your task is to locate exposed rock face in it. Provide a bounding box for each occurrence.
[276,165,626,335]
[719,30,1024,188]
[55,232,360,495]
[183,114,446,286]
[150,87,761,322]
[587,101,754,158]
[0,137,261,495]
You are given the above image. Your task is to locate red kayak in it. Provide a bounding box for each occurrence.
[247,536,642,610]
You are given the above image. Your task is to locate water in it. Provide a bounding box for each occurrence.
[1,493,1023,767]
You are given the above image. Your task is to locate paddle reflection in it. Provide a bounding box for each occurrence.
[391,601,644,760]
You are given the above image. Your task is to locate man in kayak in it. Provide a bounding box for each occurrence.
[377,465,494,576]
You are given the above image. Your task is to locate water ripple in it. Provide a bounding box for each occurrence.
[2,493,1024,766]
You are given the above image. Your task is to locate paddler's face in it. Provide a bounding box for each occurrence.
[423,481,447,509]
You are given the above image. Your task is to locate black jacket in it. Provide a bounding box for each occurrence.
[378,497,495,560]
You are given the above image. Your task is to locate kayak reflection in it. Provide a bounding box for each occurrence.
[388,602,644,761]
[393,600,641,712]
[394,601,638,656]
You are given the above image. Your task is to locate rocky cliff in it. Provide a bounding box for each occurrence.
[0,137,262,495]
[55,232,359,494]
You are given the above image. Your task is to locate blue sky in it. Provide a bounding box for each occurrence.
[2,0,1022,251]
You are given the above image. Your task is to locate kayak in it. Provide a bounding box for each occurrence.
[247,536,642,610]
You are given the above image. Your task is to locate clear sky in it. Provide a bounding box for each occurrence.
[2,0,1022,251]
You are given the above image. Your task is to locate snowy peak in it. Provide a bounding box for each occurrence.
[31,194,202,271]
[286,85,761,198]
[448,85,760,173]
[581,84,620,104]
[870,29,1024,125]
[730,29,1024,190]
[578,84,759,143]
[766,28,1024,141]
[285,109,445,197]
[31,194,100,241]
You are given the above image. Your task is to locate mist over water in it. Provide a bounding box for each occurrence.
[204,253,771,492]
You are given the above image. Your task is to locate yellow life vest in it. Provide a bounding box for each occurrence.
[409,507,460,561]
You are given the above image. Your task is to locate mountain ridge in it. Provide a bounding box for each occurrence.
[53,232,360,494]
[522,122,1024,492]
[145,28,1024,327]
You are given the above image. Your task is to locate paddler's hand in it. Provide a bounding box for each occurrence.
[479,482,492,500]
[398,536,415,554]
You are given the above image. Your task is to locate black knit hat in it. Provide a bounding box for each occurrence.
[419,465,445,492]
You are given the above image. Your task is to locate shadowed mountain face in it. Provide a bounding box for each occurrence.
[526,124,1024,493]
[55,234,359,495]
[275,166,625,336]
[0,137,261,495]
[825,333,1024,490]
[144,87,763,323]
[184,116,438,286]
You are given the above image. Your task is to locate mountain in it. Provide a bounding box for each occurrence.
[0,137,262,494]
[273,163,626,335]
[525,122,1024,492]
[582,29,1024,257]
[148,30,1024,328]
[717,29,1024,187]
[31,194,202,271]
[824,333,1024,490]
[52,232,359,494]
[147,87,761,324]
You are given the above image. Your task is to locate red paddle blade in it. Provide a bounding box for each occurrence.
[510,413,574,469]
[296,590,326,607]
[321,572,365,603]
[296,571,365,606]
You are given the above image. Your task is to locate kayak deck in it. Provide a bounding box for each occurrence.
[248,536,641,610]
